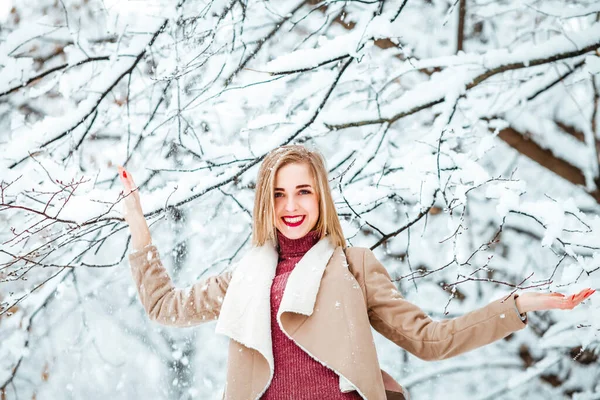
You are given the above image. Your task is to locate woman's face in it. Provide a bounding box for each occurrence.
[273,162,320,240]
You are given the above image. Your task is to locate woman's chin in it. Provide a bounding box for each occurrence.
[278,226,308,240]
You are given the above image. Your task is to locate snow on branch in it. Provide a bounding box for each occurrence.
[323,24,600,129]
[3,18,168,170]
[263,14,400,74]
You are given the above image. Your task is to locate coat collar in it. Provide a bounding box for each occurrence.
[215,234,337,379]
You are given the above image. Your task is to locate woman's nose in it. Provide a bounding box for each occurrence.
[285,196,297,211]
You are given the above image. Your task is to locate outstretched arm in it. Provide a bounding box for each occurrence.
[361,248,594,361]
[118,166,232,327]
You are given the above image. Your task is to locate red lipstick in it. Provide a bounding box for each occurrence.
[282,216,305,227]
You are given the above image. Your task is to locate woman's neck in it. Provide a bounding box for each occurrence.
[276,229,321,258]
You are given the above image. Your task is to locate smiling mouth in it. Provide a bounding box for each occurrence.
[282,215,305,227]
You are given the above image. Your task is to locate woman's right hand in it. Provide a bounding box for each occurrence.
[117,166,152,251]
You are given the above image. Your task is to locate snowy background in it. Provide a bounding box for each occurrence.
[1,0,600,398]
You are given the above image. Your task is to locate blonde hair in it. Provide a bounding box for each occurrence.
[252,144,346,249]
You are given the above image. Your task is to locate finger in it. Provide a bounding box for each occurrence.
[573,290,594,306]
[119,166,139,196]
[117,166,130,190]
[119,170,142,208]
[575,289,591,300]
[125,170,138,193]
[572,288,588,297]
[583,289,595,299]
[125,170,133,186]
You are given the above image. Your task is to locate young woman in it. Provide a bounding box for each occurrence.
[119,144,594,400]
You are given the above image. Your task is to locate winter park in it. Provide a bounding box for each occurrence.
[1,0,600,399]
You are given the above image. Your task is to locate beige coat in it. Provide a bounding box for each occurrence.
[128,235,527,400]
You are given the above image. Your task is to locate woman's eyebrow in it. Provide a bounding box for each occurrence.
[274,184,312,191]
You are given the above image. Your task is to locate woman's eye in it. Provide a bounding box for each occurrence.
[274,190,310,198]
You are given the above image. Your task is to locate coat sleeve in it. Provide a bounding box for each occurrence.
[361,248,527,361]
[128,244,232,327]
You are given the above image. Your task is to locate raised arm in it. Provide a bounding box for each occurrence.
[118,166,232,327]
[360,248,527,361]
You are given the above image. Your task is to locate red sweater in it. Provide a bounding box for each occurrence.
[262,230,362,399]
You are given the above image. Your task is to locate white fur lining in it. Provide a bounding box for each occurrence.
[340,375,359,393]
[277,235,336,317]
[215,244,279,398]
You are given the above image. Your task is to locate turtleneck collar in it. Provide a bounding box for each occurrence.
[276,229,322,258]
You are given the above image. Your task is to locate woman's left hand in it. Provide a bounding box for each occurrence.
[516,288,595,313]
